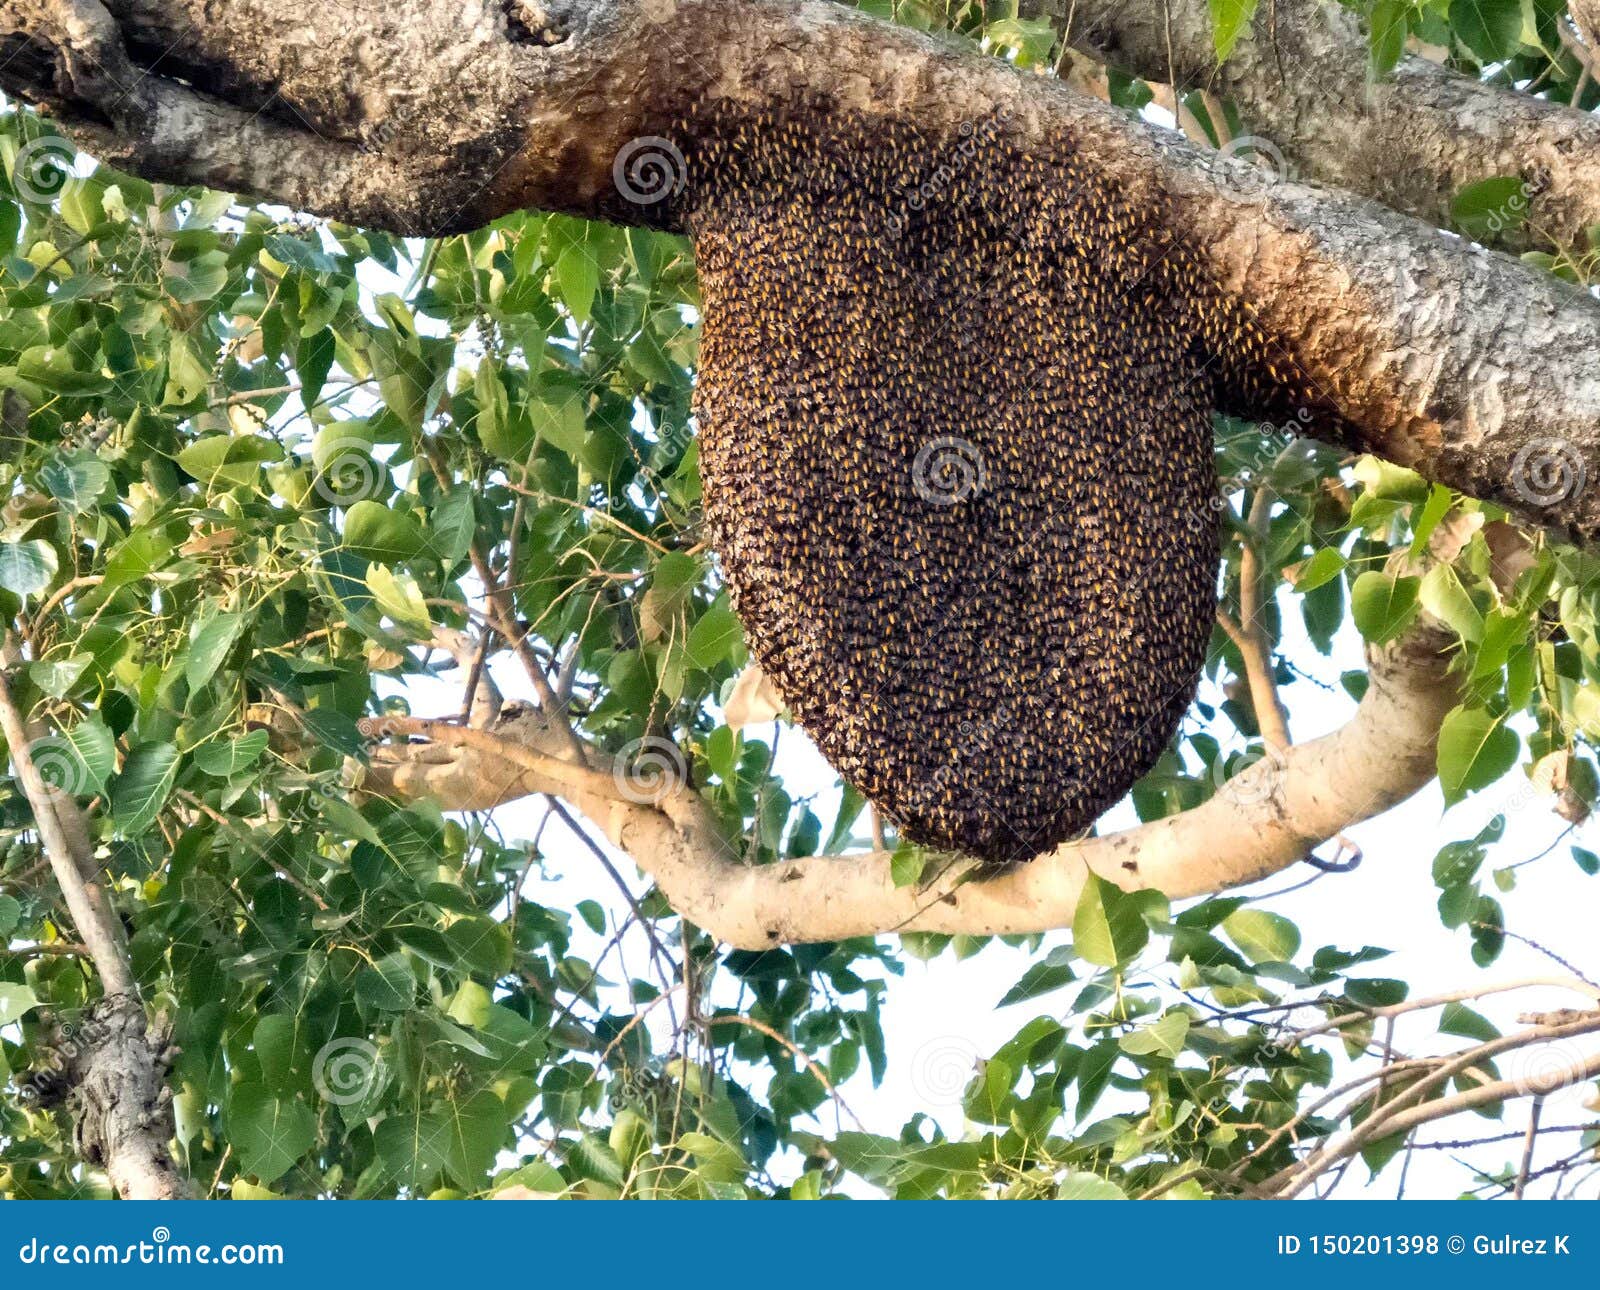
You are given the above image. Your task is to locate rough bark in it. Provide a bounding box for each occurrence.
[362,614,1457,949]
[0,670,186,1199]
[3,0,1598,541]
[29,997,184,1200]
[1033,0,1600,251]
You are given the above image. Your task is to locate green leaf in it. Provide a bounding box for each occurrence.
[229,1084,316,1184]
[475,358,535,463]
[0,981,41,1026]
[998,946,1077,1007]
[1222,909,1301,964]
[184,610,245,692]
[0,893,21,937]
[1056,1171,1128,1200]
[0,540,58,597]
[1075,1038,1121,1120]
[555,245,599,323]
[28,654,90,698]
[1291,547,1345,593]
[38,455,110,515]
[962,1057,1015,1125]
[27,718,116,798]
[374,1112,449,1191]
[343,500,426,563]
[1208,0,1259,59]
[1368,0,1409,76]
[192,730,270,779]
[890,844,926,888]
[1119,1011,1190,1059]
[687,603,743,671]
[439,1089,508,1187]
[1452,175,1529,240]
[1439,1001,1499,1042]
[1437,705,1519,806]
[296,328,336,414]
[252,1014,303,1093]
[427,488,476,565]
[1449,0,1523,62]
[1072,873,1149,967]
[355,953,416,1013]
[110,742,180,835]
[176,435,282,489]
[1350,571,1420,644]
[367,564,432,636]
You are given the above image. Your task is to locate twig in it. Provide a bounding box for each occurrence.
[703,1014,863,1129]
[1515,1097,1545,1200]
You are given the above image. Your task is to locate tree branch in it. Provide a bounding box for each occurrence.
[1032,0,1600,250]
[362,611,1456,948]
[0,668,186,1199]
[3,1,1596,539]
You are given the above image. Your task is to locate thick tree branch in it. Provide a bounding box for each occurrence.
[363,614,1457,948]
[0,668,185,1199]
[1032,0,1600,251]
[3,0,1597,540]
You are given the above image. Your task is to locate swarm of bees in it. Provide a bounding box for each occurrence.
[669,101,1280,864]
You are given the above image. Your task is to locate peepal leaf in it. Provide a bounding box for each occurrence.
[110,741,180,835]
[1437,706,1519,806]
[0,541,58,597]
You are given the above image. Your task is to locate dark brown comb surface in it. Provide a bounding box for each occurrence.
[681,105,1219,864]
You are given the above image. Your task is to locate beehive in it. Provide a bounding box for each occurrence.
[675,103,1237,864]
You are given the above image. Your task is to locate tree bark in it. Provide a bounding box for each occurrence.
[3,0,1598,541]
[362,611,1457,948]
[0,670,186,1198]
[1031,0,1600,251]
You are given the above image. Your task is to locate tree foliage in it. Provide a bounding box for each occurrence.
[1,1,1598,1200]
